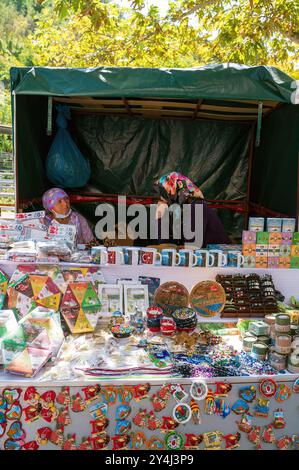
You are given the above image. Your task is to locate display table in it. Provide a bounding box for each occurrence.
[0,261,298,451]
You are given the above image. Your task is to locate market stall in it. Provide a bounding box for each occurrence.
[0,64,298,451]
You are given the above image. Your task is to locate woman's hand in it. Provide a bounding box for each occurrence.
[155,200,168,220]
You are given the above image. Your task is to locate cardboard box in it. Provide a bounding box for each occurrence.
[243,256,256,268]
[268,244,280,257]
[290,257,299,269]
[256,244,268,257]
[267,257,279,268]
[279,257,291,268]
[242,244,256,257]
[291,245,299,257]
[281,232,293,245]
[267,218,282,232]
[248,217,264,232]
[256,232,269,244]
[282,218,296,233]
[255,256,268,268]
[269,232,282,244]
[280,245,291,257]
[292,232,299,245]
[242,231,256,244]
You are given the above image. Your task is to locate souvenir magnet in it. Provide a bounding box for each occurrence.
[71,393,86,413]
[111,434,130,451]
[133,383,151,401]
[259,378,277,398]
[129,432,147,450]
[7,421,26,440]
[50,426,64,447]
[146,436,165,450]
[115,419,131,435]
[82,385,101,404]
[214,382,232,397]
[147,410,162,431]
[157,384,171,401]
[89,402,108,420]
[262,424,276,444]
[204,389,216,415]
[4,439,23,450]
[273,408,286,429]
[161,416,179,432]
[231,399,249,415]
[22,441,39,450]
[0,395,7,412]
[40,390,56,409]
[115,405,131,421]
[236,413,253,433]
[62,434,77,450]
[190,380,208,401]
[169,384,188,403]
[276,436,292,450]
[165,431,184,450]
[24,387,40,406]
[57,406,71,426]
[293,377,299,393]
[151,394,167,412]
[275,384,292,402]
[239,385,256,403]
[40,406,57,423]
[254,398,270,418]
[92,433,110,450]
[190,399,201,424]
[0,421,7,437]
[56,387,71,406]
[90,417,109,436]
[172,402,192,425]
[24,404,41,422]
[292,435,299,450]
[202,431,222,450]
[133,409,148,428]
[118,386,134,404]
[184,433,203,450]
[6,401,22,421]
[223,432,241,450]
[78,436,92,450]
[248,426,262,450]
[36,427,52,445]
[3,388,22,406]
[103,387,117,406]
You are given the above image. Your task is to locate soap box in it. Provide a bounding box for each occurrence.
[279,257,291,268]
[243,244,256,257]
[280,245,291,257]
[243,256,256,268]
[267,218,282,232]
[290,257,299,269]
[281,232,293,245]
[248,217,264,232]
[255,256,268,268]
[242,231,256,244]
[267,257,279,268]
[268,244,280,257]
[256,244,268,256]
[292,233,299,245]
[269,232,282,244]
[256,232,269,244]
[282,218,296,233]
[291,245,299,257]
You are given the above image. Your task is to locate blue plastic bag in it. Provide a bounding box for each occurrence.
[46,104,91,188]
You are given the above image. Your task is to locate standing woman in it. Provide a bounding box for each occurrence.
[42,187,98,247]
[154,172,230,247]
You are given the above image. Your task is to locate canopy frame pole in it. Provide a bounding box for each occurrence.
[244,125,255,229]
[297,150,299,231]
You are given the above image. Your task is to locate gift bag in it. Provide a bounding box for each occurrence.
[46,105,90,188]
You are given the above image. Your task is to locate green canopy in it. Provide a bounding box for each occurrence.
[10,64,299,240]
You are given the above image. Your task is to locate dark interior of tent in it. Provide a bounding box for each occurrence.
[14,90,299,244]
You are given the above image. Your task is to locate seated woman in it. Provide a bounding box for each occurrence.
[42,187,98,246]
[154,172,230,247]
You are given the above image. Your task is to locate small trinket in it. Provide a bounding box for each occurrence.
[236,413,253,433]
[214,382,232,397]
[202,431,222,450]
[223,432,241,450]
[115,419,131,436]
[169,384,188,403]
[276,436,292,450]
[111,434,130,451]
[273,409,286,429]
[7,421,26,441]
[56,387,71,406]
[190,380,208,401]
[90,417,109,436]
[62,434,77,451]
[161,416,179,432]
[254,398,270,418]
[231,399,249,415]
[92,433,110,450]
[204,389,216,415]
[165,431,184,450]
[78,436,92,450]
[275,384,292,402]
[115,405,131,421]
[239,385,256,403]
[130,432,147,450]
[133,409,148,428]
[82,385,101,404]
[147,410,162,431]
[146,436,165,450]
[262,424,276,444]
[36,427,52,446]
[133,383,151,401]
[173,403,192,424]
[184,433,203,450]
[190,399,201,424]
[248,426,262,450]
[259,378,277,398]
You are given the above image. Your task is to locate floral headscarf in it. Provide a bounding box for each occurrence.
[42,188,69,212]
[155,172,204,205]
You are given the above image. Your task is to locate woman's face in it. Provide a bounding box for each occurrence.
[52,196,70,215]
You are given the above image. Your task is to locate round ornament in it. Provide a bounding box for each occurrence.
[259,378,277,398]
[189,281,226,317]
[190,380,208,401]
[173,403,192,424]
[154,282,189,317]
[165,431,184,450]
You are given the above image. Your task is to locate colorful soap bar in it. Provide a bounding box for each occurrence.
[268,244,280,257]
[243,244,256,256]
[256,232,269,244]
[269,232,282,244]
[280,245,291,257]
[242,231,256,244]
[256,244,268,257]
[290,257,299,269]
[291,245,299,257]
[243,256,256,268]
[256,257,268,268]
[279,257,291,269]
[268,257,279,268]
[292,233,299,245]
[281,232,293,245]
[282,218,296,233]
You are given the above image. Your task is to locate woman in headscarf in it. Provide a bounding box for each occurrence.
[154,172,230,248]
[42,187,98,246]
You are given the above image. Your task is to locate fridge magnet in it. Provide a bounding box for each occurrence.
[275,384,292,402]
[204,389,216,415]
[49,426,64,447]
[248,426,262,450]
[92,433,110,451]
[130,431,147,450]
[78,436,92,450]
[56,387,71,406]
[169,384,188,403]
[24,387,40,406]
[292,435,299,450]
[146,436,165,450]
[261,424,276,444]
[7,421,26,441]
[133,383,151,401]
[24,404,41,422]
[62,434,77,450]
[231,399,249,415]
[0,395,7,412]
[6,401,22,421]
[190,399,201,424]
[165,431,184,450]
[222,432,241,450]
[3,388,22,406]
[40,390,56,410]
[202,431,223,450]
[157,384,171,401]
[82,385,101,404]
[103,387,117,406]
[215,398,230,418]
[161,416,179,432]
[254,398,270,418]
[57,407,71,427]
[115,405,131,421]
[111,434,130,451]
[4,439,24,450]
[273,409,286,429]
[115,419,131,436]
[239,385,256,403]
[36,427,52,446]
[259,378,277,398]
[214,382,232,397]
[89,402,108,420]
[22,441,39,450]
[190,380,208,401]
[236,413,253,433]
[173,403,192,424]
[293,377,299,393]
[0,420,7,438]
[40,406,57,423]
[276,436,293,450]
[71,393,86,413]
[151,394,167,412]
[147,410,162,431]
[184,433,203,450]
[133,409,148,428]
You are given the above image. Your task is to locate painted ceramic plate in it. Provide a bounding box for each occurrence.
[154,282,189,317]
[189,281,226,317]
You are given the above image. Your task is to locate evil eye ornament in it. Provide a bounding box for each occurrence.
[260,378,277,398]
[173,403,192,424]
[190,380,208,401]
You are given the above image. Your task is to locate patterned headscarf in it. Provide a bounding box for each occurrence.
[155,172,204,205]
[42,188,69,211]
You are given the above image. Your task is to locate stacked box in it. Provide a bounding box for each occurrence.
[268,244,280,257]
[256,257,268,268]
[267,218,282,232]
[280,245,291,257]
[293,232,299,245]
[279,257,291,268]
[242,231,256,244]
[256,244,268,257]
[248,217,264,232]
[290,258,299,269]
[243,244,256,256]
[269,232,282,244]
[244,256,256,268]
[282,218,296,232]
[256,232,269,244]
[281,232,293,245]
[291,245,299,257]
[268,257,279,268]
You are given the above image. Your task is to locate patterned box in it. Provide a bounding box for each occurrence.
[292,232,299,245]
[267,218,282,232]
[243,244,256,257]
[281,232,293,245]
[255,256,268,268]
[242,231,256,244]
[290,257,299,269]
[279,245,291,257]
[248,217,264,232]
[256,244,268,257]
[282,218,296,233]
[268,244,280,257]
[279,257,291,268]
[267,257,279,268]
[256,232,269,244]
[243,256,256,268]
[291,245,299,257]
[269,232,282,244]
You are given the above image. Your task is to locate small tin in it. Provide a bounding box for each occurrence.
[282,218,296,233]
[275,314,291,333]
[251,342,268,361]
[290,325,299,337]
[264,314,276,325]
[257,335,271,346]
[249,321,270,336]
[243,336,257,352]
[267,218,282,232]
[291,336,299,349]
[248,217,264,232]
[287,349,299,373]
[269,350,287,370]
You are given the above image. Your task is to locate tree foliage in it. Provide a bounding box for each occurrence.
[1,0,299,125]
